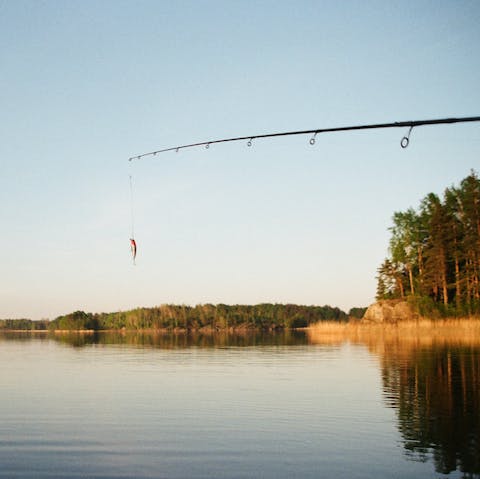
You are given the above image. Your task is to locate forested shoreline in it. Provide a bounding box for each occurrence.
[377,171,480,317]
[0,303,362,331]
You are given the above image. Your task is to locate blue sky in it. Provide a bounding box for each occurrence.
[1,0,479,320]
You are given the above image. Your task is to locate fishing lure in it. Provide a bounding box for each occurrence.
[130,238,137,264]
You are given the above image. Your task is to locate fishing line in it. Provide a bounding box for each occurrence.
[127,115,480,161]
[129,173,135,239]
[128,166,137,265]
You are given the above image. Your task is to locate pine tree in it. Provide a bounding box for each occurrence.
[421,193,449,306]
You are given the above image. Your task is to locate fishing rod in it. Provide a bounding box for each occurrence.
[128,115,480,161]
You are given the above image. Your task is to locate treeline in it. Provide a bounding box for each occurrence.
[0,319,49,330]
[48,304,349,331]
[377,171,480,316]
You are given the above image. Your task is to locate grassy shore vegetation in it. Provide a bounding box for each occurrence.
[376,171,480,318]
[1,304,354,331]
[307,318,480,346]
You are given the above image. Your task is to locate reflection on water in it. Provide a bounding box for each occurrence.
[1,329,479,478]
[0,329,308,349]
[380,341,480,476]
[308,326,480,478]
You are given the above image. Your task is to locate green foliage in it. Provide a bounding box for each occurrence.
[49,311,96,330]
[377,171,480,316]
[348,307,367,319]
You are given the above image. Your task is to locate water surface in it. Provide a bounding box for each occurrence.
[0,331,478,478]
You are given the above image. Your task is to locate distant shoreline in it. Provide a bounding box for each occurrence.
[1,304,353,333]
[2,317,480,334]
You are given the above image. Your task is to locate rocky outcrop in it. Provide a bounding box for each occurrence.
[362,300,417,324]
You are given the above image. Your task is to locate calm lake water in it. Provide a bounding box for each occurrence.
[0,331,478,478]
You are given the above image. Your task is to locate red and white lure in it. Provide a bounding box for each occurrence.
[130,238,137,264]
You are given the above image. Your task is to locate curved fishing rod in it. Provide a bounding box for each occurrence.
[128,115,480,161]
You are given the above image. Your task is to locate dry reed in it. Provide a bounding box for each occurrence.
[307,319,480,347]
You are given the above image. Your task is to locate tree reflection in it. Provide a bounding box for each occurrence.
[25,329,309,349]
[380,340,480,477]
[307,324,480,477]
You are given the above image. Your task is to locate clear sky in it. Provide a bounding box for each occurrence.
[1,0,479,320]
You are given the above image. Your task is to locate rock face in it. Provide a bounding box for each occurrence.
[362,300,417,324]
